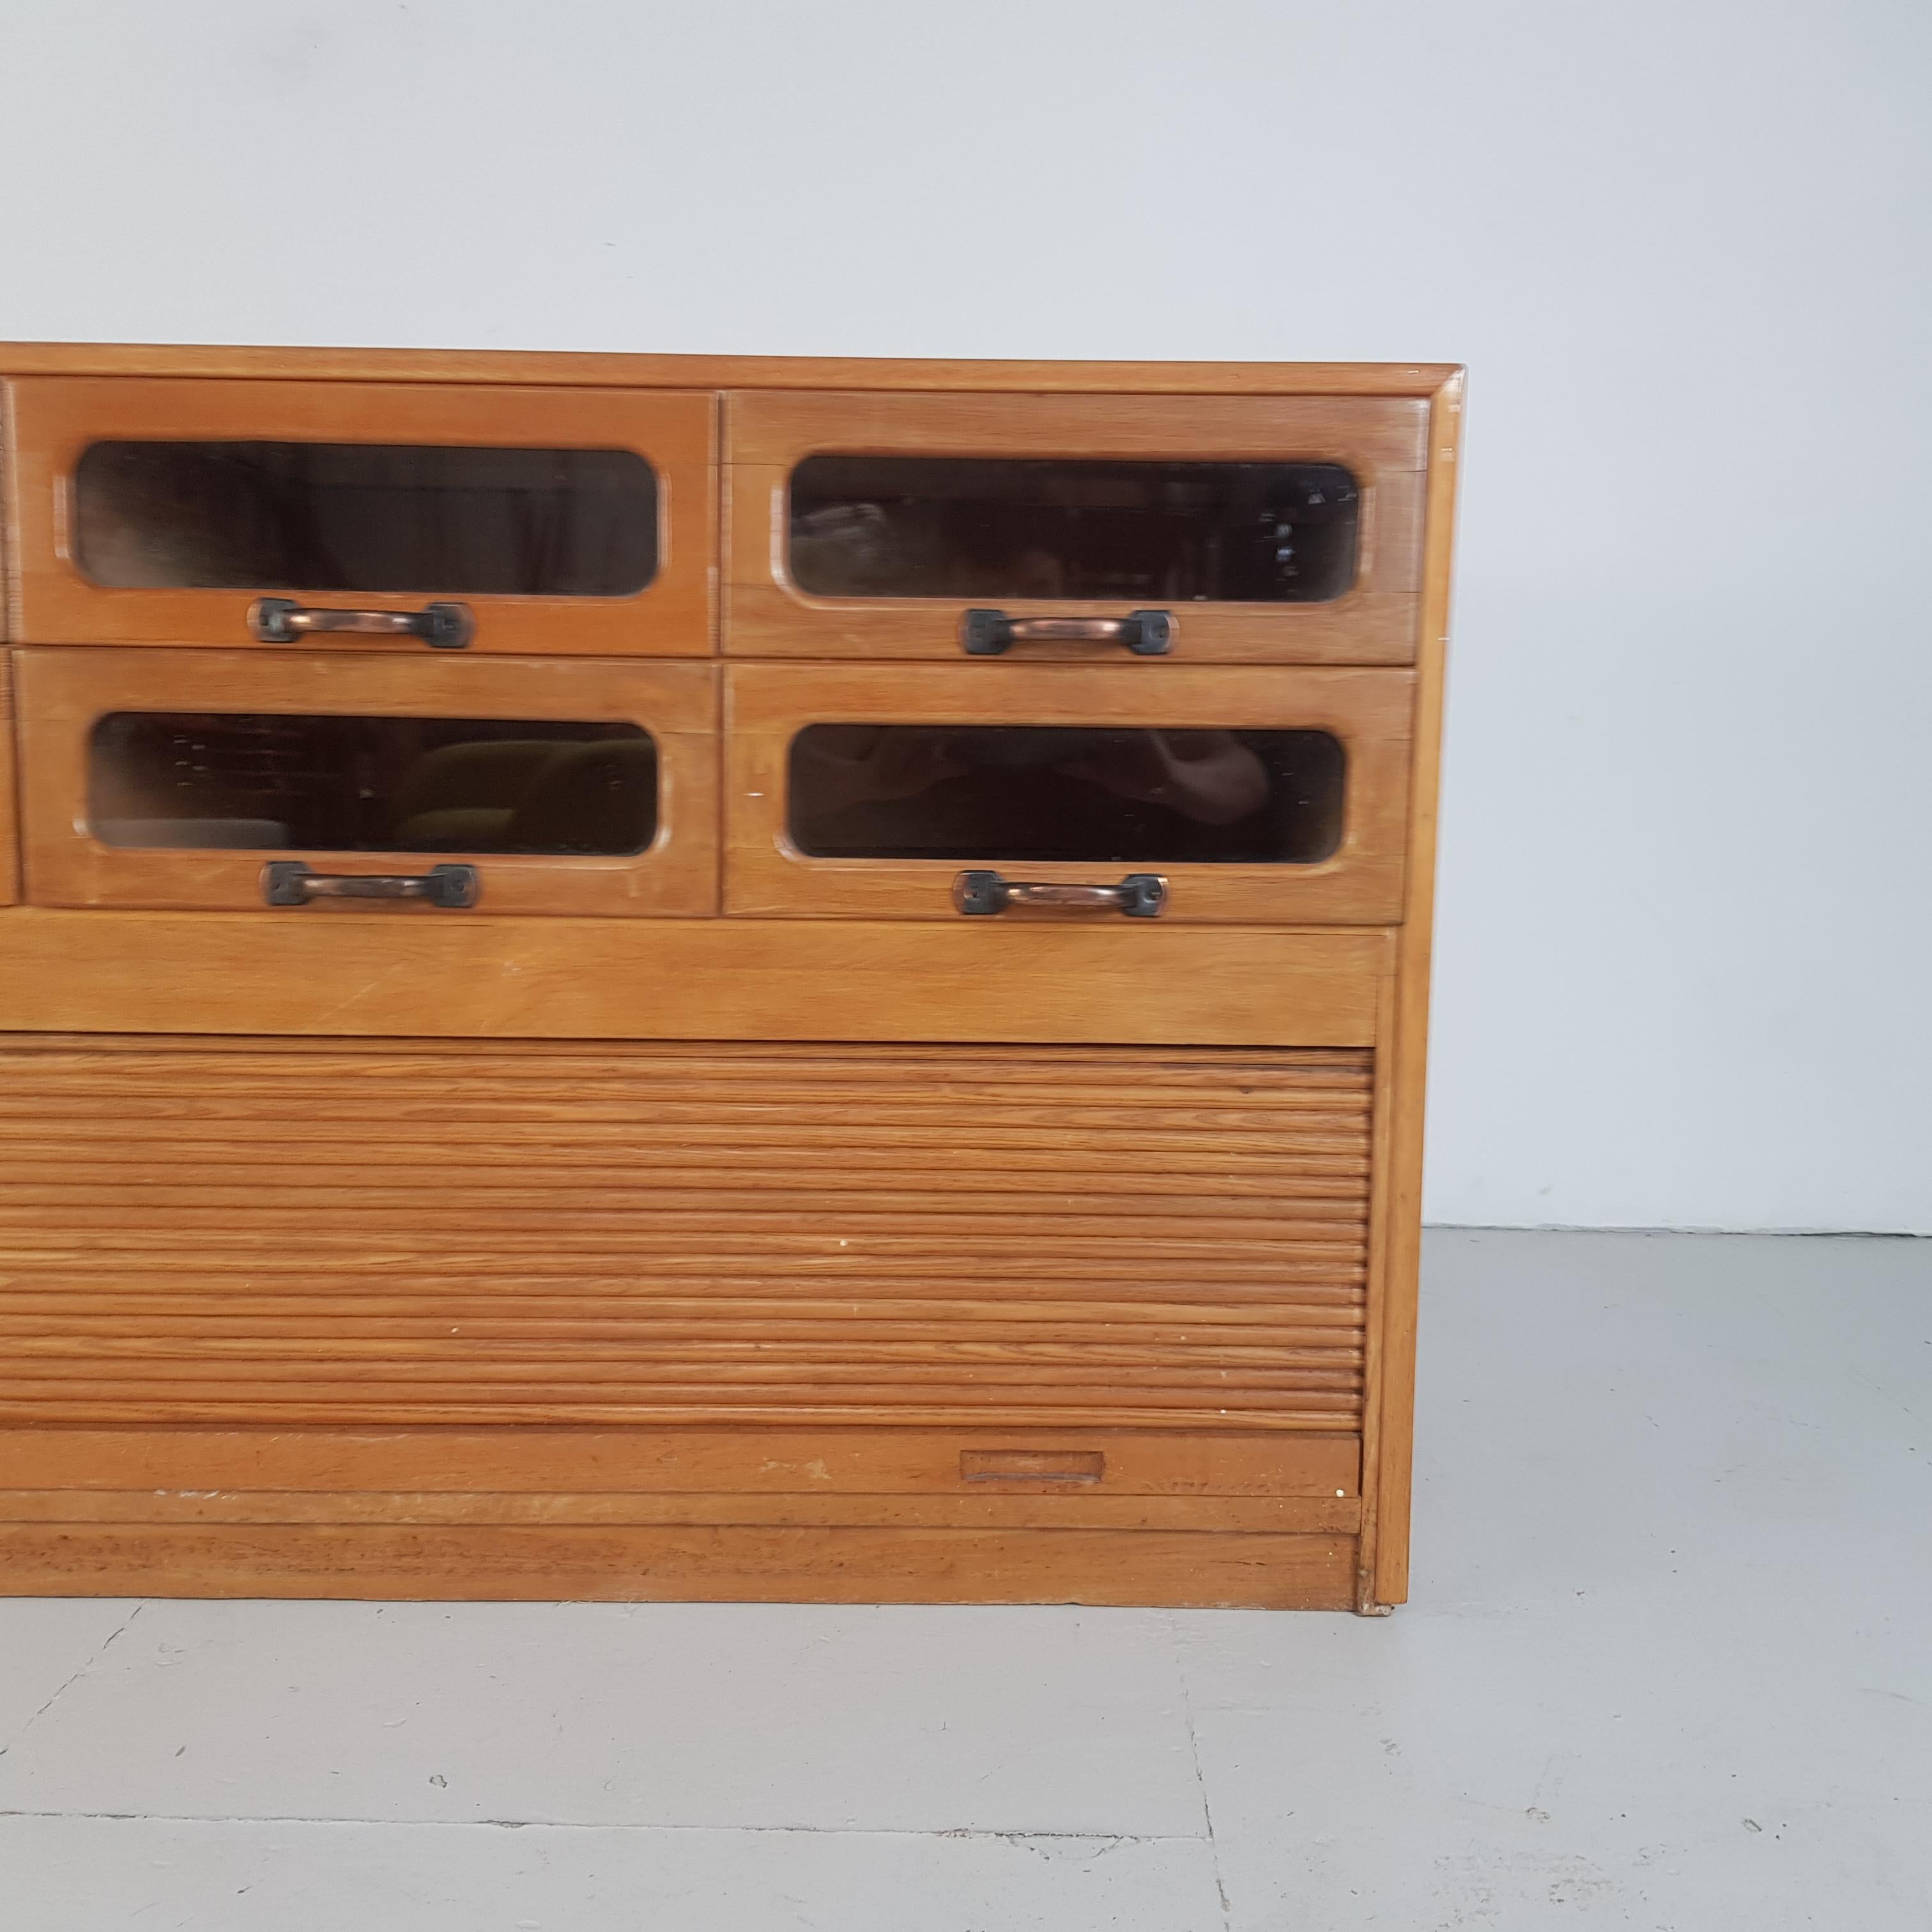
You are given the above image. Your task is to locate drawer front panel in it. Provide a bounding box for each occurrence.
[15,647,719,916]
[5,378,715,655]
[0,914,1389,1045]
[0,1037,1374,1434]
[0,1427,1363,1510]
[726,661,1412,923]
[724,391,1425,664]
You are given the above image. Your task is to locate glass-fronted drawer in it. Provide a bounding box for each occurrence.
[724,392,1425,664]
[724,663,1411,923]
[5,379,714,655]
[16,648,717,915]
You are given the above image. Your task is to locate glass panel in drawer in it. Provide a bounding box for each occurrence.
[788,726,1343,864]
[788,458,1358,603]
[726,663,1411,924]
[9,379,714,656]
[75,442,659,596]
[89,714,657,857]
[18,648,716,916]
[726,392,1425,664]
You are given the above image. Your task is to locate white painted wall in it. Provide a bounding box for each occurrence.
[3,0,1927,1231]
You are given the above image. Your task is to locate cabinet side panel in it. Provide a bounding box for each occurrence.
[1368,372,1464,1607]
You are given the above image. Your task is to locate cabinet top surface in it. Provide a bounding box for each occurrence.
[0,342,1463,396]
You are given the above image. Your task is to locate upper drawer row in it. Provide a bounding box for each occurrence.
[2,380,1428,664]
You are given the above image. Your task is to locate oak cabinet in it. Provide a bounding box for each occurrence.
[0,344,1461,1613]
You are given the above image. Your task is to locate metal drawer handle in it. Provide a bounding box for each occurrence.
[960,608,1174,656]
[262,862,480,909]
[249,597,475,649]
[953,870,1167,918]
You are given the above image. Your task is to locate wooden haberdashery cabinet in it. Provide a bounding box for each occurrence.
[0,345,1462,1611]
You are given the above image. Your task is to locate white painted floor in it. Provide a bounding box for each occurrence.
[2,1229,1926,1929]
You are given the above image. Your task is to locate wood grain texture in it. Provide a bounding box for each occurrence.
[0,1522,1358,1607]
[1355,967,1402,1610]
[0,344,1459,396]
[1364,369,1464,1608]
[0,1489,1360,1533]
[14,647,719,916]
[0,1038,1374,1431]
[725,662,1413,924]
[723,392,1425,664]
[0,1425,1361,1497]
[0,654,16,905]
[0,912,1391,1044]
[4,378,716,654]
[0,380,9,643]
[728,392,1428,468]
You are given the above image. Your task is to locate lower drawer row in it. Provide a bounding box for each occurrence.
[0,648,1413,921]
[0,1425,1365,1606]
[0,1427,1362,1530]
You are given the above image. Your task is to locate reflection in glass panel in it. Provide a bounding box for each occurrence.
[788,726,1343,864]
[75,441,658,594]
[788,457,1358,603]
[89,714,657,855]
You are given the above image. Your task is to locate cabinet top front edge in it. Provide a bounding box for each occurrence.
[0,344,1464,397]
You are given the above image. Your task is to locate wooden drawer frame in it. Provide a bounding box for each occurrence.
[4,377,716,656]
[15,647,720,917]
[725,661,1413,923]
[724,390,1427,664]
